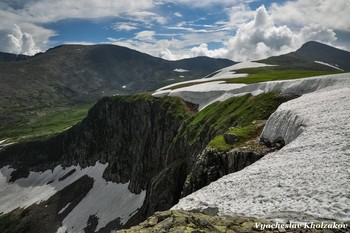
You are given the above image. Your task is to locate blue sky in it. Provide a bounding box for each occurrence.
[0,0,349,61]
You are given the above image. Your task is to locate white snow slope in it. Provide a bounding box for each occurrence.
[154,72,349,110]
[0,162,146,233]
[155,61,272,94]
[172,73,350,222]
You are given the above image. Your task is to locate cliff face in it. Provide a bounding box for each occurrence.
[0,94,191,189]
[0,93,290,232]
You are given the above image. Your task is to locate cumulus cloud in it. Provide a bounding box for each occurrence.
[0,24,40,55]
[270,0,350,32]
[223,5,295,61]
[186,5,338,61]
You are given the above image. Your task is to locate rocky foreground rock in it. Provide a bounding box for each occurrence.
[118,210,350,233]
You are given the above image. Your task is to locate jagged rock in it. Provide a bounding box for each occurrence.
[260,136,286,150]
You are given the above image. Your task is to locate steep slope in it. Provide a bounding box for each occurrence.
[0,95,192,232]
[259,41,350,71]
[0,44,234,135]
[0,92,289,232]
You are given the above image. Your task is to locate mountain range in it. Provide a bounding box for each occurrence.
[0,44,233,139]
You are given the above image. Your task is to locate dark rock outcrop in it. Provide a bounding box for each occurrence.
[182,148,266,197]
[0,94,201,231]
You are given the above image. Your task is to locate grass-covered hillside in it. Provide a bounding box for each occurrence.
[0,104,92,142]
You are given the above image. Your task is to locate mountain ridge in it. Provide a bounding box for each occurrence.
[259,41,350,71]
[0,44,234,138]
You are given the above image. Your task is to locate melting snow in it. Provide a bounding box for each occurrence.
[173,74,350,223]
[0,162,146,232]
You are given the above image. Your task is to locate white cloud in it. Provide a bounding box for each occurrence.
[135,30,155,41]
[270,0,350,32]
[226,3,255,28]
[125,11,167,25]
[7,0,154,23]
[189,43,227,58]
[156,0,242,8]
[174,12,183,17]
[223,5,339,61]
[299,24,337,43]
[0,0,158,53]
[166,26,209,33]
[112,22,138,31]
[0,24,40,55]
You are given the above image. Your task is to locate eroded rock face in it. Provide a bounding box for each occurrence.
[0,95,190,193]
[182,148,265,197]
[0,93,290,231]
[0,95,193,230]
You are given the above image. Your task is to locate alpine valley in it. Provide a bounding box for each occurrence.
[0,41,349,233]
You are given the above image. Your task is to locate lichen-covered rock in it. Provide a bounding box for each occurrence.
[118,210,350,233]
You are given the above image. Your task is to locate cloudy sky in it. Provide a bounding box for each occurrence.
[0,0,349,61]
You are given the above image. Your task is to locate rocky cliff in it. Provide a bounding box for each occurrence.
[0,92,290,232]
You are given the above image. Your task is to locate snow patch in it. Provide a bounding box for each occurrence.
[59,163,146,232]
[157,61,272,92]
[58,202,71,215]
[0,162,146,232]
[315,61,344,71]
[154,73,350,110]
[173,68,189,73]
[155,74,247,92]
[204,61,275,80]
[173,82,350,222]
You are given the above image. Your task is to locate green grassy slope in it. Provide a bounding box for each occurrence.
[0,104,92,142]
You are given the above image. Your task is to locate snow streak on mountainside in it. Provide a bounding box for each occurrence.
[155,61,272,92]
[0,162,146,232]
[154,72,350,110]
[173,74,350,222]
[314,61,344,71]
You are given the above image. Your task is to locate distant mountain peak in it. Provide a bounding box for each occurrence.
[297,41,349,53]
[259,41,350,71]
